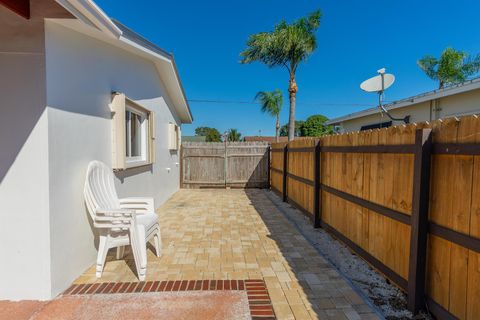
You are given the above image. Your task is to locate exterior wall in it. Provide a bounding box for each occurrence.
[339,101,430,132]
[437,88,480,118]
[45,22,182,297]
[0,0,70,301]
[338,89,480,132]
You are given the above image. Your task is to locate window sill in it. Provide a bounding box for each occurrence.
[125,160,152,170]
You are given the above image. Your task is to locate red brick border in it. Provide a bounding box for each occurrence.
[63,279,275,319]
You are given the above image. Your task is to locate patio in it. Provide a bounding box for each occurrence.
[71,189,378,320]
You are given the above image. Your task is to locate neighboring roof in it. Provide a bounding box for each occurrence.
[54,0,193,124]
[182,136,206,142]
[243,136,289,143]
[243,136,310,143]
[326,77,480,125]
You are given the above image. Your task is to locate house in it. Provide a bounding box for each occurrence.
[0,0,192,300]
[326,78,480,132]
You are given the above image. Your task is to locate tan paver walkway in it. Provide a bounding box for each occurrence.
[75,189,379,320]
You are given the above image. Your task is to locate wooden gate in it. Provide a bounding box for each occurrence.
[181,141,269,188]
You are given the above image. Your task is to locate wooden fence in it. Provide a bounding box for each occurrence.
[270,115,480,320]
[181,141,269,188]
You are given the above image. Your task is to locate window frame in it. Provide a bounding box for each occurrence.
[111,93,156,171]
[125,104,149,167]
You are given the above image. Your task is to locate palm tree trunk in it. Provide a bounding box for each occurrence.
[275,114,280,143]
[288,75,298,142]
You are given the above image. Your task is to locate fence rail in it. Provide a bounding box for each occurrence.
[270,115,480,320]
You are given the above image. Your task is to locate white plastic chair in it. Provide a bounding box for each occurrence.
[84,161,161,281]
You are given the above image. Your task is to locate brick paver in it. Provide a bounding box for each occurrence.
[75,189,379,320]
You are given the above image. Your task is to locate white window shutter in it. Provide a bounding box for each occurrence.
[149,111,156,164]
[168,123,177,150]
[111,93,126,170]
[177,125,182,149]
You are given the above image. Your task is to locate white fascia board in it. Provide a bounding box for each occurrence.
[119,36,192,123]
[55,0,122,38]
[326,79,480,125]
[118,36,172,64]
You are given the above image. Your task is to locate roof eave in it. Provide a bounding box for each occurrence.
[55,0,193,124]
[55,0,122,38]
[327,78,480,125]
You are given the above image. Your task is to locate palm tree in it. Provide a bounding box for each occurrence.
[255,90,283,142]
[240,10,321,141]
[418,47,480,89]
[227,129,242,142]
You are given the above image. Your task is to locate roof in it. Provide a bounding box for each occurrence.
[326,77,480,125]
[182,136,206,142]
[54,0,193,124]
[111,19,192,122]
[243,136,289,143]
[243,136,310,143]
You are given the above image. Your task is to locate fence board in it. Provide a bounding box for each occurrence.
[271,142,287,195]
[182,142,268,188]
[464,116,480,320]
[287,139,317,217]
[269,115,480,319]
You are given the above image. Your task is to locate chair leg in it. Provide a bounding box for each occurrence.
[154,227,162,257]
[96,235,109,278]
[116,246,125,259]
[130,227,147,281]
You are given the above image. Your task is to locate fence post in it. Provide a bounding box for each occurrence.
[314,141,321,228]
[282,144,288,202]
[407,128,432,314]
[267,146,271,189]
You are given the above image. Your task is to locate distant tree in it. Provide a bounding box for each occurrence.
[418,47,480,88]
[255,89,283,142]
[280,120,304,137]
[206,129,222,142]
[301,115,333,137]
[195,127,211,136]
[240,10,322,141]
[195,126,221,142]
[227,129,242,142]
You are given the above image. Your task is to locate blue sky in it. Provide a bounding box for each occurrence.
[97,0,480,136]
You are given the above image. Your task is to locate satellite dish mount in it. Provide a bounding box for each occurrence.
[360,68,410,124]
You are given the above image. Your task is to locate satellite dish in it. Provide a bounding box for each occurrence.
[360,74,395,93]
[360,68,409,124]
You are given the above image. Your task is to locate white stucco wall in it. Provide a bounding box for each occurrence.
[0,1,69,301]
[45,22,182,297]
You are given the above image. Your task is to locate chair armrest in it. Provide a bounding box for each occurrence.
[119,197,155,213]
[94,208,136,229]
[96,208,135,217]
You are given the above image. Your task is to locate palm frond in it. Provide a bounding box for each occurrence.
[462,53,480,77]
[417,55,438,81]
[255,90,283,117]
[240,9,322,72]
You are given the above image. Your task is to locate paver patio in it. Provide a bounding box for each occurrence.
[74,189,379,320]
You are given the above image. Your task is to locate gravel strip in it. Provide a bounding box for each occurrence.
[265,190,432,320]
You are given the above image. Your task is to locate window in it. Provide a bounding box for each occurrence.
[125,107,147,163]
[360,121,392,131]
[111,93,155,170]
